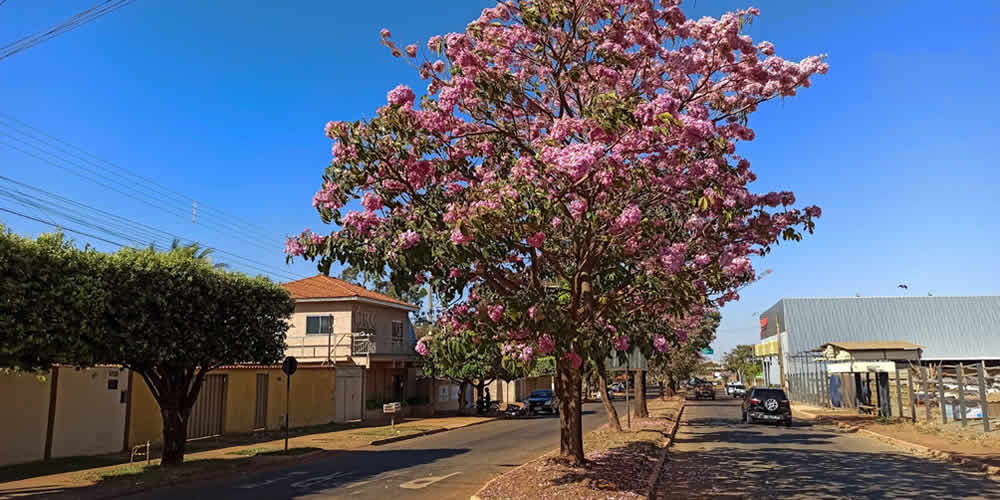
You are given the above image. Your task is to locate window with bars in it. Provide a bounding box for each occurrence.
[306,315,332,335]
[391,320,403,344]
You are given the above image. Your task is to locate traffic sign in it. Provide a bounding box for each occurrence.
[701,348,714,355]
[282,356,298,375]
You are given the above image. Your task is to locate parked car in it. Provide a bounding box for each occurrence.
[525,389,559,415]
[728,383,746,398]
[689,382,715,400]
[741,387,792,426]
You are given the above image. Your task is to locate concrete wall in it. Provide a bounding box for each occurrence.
[0,367,128,466]
[0,371,50,466]
[128,366,337,447]
[50,367,128,459]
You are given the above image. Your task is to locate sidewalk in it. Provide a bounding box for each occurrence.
[793,403,1000,471]
[0,415,493,500]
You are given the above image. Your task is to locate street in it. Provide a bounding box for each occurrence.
[657,396,1000,499]
[126,401,626,500]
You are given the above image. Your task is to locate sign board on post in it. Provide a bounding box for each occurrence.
[701,348,714,355]
[383,402,401,428]
[281,356,297,452]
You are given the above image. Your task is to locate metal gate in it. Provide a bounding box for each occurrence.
[335,368,362,422]
[188,374,227,439]
[254,374,269,430]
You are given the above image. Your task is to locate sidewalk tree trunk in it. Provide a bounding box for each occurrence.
[595,361,622,432]
[556,357,585,464]
[634,371,648,418]
[286,0,826,467]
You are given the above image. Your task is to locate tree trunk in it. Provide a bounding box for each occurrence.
[159,405,189,466]
[430,377,438,415]
[556,356,585,464]
[596,363,622,432]
[634,370,648,418]
[458,380,469,415]
[665,374,677,397]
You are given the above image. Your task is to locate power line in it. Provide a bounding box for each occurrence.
[0,0,134,62]
[0,206,127,247]
[0,113,286,241]
[0,176,309,282]
[0,135,284,255]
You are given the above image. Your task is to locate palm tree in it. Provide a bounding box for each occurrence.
[148,239,229,269]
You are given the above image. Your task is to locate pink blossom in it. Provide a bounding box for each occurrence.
[805,205,822,217]
[564,351,582,370]
[310,233,324,245]
[613,204,641,232]
[551,217,562,229]
[398,230,420,250]
[569,198,588,220]
[538,334,555,354]
[519,346,534,362]
[542,143,604,181]
[528,304,538,319]
[526,231,545,249]
[614,335,630,351]
[654,335,669,353]
[284,236,304,256]
[387,84,416,107]
[694,254,711,266]
[487,304,504,322]
[450,227,472,245]
[379,28,391,39]
[312,181,341,210]
[405,44,417,57]
[432,60,445,73]
[448,267,462,278]
[415,340,429,356]
[361,192,383,211]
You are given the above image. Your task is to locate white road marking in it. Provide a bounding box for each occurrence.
[291,471,351,489]
[399,472,461,489]
[237,471,308,489]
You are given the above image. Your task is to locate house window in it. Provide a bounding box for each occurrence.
[391,321,403,344]
[306,315,332,335]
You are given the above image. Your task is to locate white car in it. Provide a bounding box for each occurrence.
[728,383,747,398]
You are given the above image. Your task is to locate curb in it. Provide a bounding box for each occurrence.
[368,418,497,446]
[795,408,1000,478]
[644,400,686,498]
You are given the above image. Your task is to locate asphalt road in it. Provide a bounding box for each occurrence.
[128,400,627,500]
[657,394,1000,499]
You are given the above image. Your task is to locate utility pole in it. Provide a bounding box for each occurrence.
[776,315,787,392]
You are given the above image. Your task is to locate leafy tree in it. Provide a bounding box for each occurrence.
[287,0,826,462]
[148,238,228,269]
[722,344,762,384]
[1,228,295,465]
[339,264,428,306]
[0,227,107,370]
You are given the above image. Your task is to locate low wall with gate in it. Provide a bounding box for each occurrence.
[127,365,337,447]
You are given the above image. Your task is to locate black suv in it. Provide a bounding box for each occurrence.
[741,387,792,426]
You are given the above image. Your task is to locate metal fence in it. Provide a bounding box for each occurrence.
[785,351,830,408]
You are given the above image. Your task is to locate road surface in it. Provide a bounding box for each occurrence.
[128,400,626,500]
[656,395,1000,499]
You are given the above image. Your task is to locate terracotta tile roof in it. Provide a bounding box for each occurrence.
[821,341,924,351]
[283,275,418,310]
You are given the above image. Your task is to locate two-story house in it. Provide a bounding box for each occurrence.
[283,275,420,422]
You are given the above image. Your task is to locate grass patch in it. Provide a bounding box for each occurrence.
[224,447,270,456]
[0,454,129,483]
[81,447,321,485]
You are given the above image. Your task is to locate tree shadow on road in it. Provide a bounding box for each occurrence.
[656,429,999,499]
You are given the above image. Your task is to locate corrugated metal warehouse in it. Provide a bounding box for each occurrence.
[756,296,1000,385]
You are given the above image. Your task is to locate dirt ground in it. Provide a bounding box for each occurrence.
[476,397,682,500]
[794,404,1000,467]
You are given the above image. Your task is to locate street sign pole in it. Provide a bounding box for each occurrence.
[282,356,298,453]
[626,356,631,430]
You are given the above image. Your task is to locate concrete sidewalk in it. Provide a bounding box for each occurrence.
[0,416,494,500]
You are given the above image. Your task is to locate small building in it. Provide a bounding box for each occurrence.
[819,341,923,415]
[282,275,421,422]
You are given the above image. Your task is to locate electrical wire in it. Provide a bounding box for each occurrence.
[0,0,134,61]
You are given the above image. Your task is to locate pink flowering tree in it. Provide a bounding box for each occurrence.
[288,0,826,463]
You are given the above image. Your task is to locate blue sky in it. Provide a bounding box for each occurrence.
[2,0,998,358]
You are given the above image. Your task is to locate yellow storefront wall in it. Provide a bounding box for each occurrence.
[127,365,337,447]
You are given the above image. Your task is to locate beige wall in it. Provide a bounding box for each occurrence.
[285,300,414,363]
[0,371,50,466]
[50,367,128,459]
[128,366,337,447]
